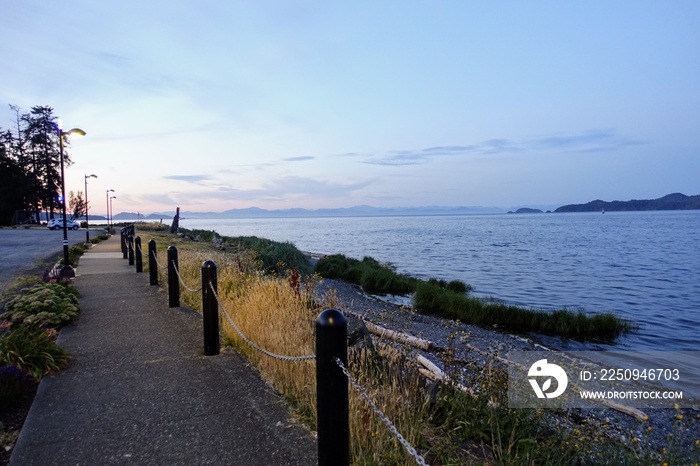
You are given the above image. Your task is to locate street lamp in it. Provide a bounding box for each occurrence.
[106,189,115,232]
[57,121,86,278]
[84,174,97,244]
[110,196,117,228]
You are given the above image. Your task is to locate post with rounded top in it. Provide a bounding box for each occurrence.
[316,308,349,466]
[167,246,180,307]
[128,235,135,266]
[135,236,143,272]
[121,228,128,259]
[201,260,220,356]
[148,240,158,285]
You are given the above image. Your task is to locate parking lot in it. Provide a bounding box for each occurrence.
[0,228,96,293]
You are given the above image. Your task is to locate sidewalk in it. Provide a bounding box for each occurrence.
[10,236,318,465]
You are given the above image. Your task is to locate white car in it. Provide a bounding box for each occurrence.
[47,218,80,230]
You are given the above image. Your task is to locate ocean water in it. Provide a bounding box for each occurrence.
[180,211,700,352]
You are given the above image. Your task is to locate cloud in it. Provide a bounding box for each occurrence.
[209,176,377,202]
[282,156,315,162]
[359,129,643,166]
[163,174,213,184]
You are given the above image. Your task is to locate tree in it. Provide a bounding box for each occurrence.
[0,104,72,225]
[68,190,86,220]
[22,106,72,219]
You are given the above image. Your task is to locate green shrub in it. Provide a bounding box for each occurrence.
[0,325,71,380]
[226,236,313,276]
[90,233,110,244]
[1,283,79,328]
[68,244,86,266]
[316,254,417,295]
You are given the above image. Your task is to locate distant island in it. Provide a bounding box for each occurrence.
[508,208,545,214]
[555,193,700,213]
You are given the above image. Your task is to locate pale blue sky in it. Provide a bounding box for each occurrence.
[2,1,698,215]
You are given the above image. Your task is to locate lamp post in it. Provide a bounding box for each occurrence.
[84,174,97,244]
[106,188,115,232]
[57,121,86,278]
[110,196,117,228]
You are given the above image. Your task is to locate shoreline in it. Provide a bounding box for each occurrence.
[316,277,698,459]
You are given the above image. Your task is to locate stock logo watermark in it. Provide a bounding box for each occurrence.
[528,359,568,399]
[508,351,700,409]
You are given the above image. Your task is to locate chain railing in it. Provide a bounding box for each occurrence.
[171,260,202,293]
[208,282,316,362]
[128,238,429,466]
[336,358,429,466]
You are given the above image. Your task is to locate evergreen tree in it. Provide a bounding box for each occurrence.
[21,106,72,219]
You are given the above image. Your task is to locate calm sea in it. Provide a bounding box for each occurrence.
[180,211,699,352]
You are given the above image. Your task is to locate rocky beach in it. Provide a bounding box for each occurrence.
[315,277,699,462]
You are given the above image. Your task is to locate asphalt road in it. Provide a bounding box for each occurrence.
[0,228,97,293]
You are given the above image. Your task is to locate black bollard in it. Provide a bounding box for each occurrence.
[201,260,220,356]
[316,309,349,466]
[135,236,143,273]
[148,240,158,286]
[121,228,128,259]
[128,235,135,266]
[167,246,180,307]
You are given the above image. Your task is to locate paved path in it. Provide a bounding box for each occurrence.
[10,236,318,465]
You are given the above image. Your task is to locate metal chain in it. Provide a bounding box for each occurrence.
[172,261,203,293]
[335,358,429,466]
[208,282,316,362]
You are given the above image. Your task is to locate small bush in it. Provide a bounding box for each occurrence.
[68,244,86,266]
[0,325,71,380]
[0,365,35,405]
[226,236,313,276]
[1,283,79,328]
[316,254,417,295]
[90,233,110,244]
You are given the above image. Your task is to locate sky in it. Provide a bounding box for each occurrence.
[1,1,698,215]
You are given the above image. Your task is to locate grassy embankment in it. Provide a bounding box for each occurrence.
[315,254,634,340]
[129,224,696,465]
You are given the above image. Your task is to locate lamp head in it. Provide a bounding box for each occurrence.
[66,128,86,137]
[85,174,98,179]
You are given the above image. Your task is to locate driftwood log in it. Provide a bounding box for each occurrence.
[348,310,649,421]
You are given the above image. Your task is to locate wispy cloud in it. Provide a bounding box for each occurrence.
[163,174,213,184]
[282,156,315,162]
[209,176,377,202]
[359,129,642,166]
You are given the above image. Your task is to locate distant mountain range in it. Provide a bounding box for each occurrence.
[103,193,699,220]
[141,205,504,220]
[555,193,700,213]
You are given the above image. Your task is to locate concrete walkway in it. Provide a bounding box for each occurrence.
[10,236,318,465]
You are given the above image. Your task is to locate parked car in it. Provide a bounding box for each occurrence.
[47,218,80,230]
